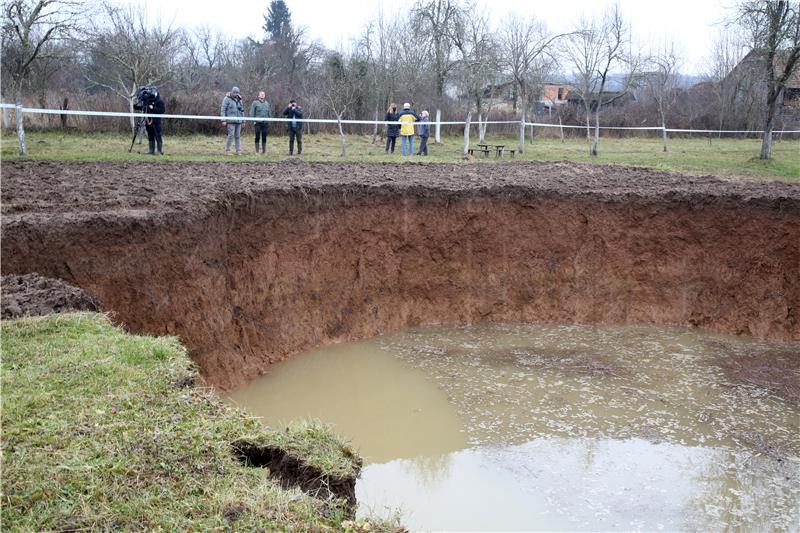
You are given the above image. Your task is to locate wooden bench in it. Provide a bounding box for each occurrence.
[468,148,491,157]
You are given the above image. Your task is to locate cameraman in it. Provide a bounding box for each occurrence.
[282,99,304,156]
[134,85,165,155]
[221,86,245,155]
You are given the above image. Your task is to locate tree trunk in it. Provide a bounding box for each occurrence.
[559,115,565,143]
[129,86,136,133]
[337,115,347,156]
[477,112,484,142]
[591,108,600,156]
[435,109,441,144]
[518,110,525,154]
[60,97,69,129]
[371,107,378,144]
[659,105,668,153]
[15,86,26,156]
[463,110,471,155]
[585,104,591,140]
[760,90,780,160]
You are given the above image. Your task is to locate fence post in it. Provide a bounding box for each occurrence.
[463,110,471,155]
[435,109,441,144]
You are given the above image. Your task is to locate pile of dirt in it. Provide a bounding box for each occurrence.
[1,273,100,319]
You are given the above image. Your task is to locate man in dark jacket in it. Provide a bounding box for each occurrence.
[282,99,304,155]
[384,103,400,154]
[137,85,165,155]
[250,91,271,154]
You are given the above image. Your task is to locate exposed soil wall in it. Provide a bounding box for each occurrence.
[2,161,799,389]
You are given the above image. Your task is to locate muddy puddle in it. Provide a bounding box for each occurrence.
[227,324,799,531]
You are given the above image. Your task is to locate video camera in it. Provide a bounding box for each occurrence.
[133,85,158,111]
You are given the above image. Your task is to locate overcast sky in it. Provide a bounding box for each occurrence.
[125,0,730,75]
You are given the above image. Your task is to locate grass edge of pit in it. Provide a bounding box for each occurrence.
[1,312,394,531]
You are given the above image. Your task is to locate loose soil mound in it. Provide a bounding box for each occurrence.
[1,273,100,319]
[2,161,798,389]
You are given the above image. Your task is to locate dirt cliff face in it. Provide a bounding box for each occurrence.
[2,161,798,389]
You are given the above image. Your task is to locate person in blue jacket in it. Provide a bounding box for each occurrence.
[283,99,304,156]
[416,110,430,156]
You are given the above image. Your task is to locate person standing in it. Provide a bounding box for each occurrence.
[220,86,245,155]
[142,85,165,155]
[416,110,430,156]
[282,99,304,156]
[250,91,271,154]
[398,102,419,156]
[384,103,400,154]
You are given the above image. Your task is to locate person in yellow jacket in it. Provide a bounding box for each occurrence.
[398,102,420,156]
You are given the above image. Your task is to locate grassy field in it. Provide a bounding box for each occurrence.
[2,313,388,531]
[2,130,798,180]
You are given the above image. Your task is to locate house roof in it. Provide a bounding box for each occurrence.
[730,49,800,88]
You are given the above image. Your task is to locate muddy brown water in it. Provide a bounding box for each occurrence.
[227,323,799,531]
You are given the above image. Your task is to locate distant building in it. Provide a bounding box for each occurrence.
[726,49,800,117]
[477,80,573,115]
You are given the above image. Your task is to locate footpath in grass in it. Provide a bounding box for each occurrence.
[1,131,798,180]
[2,313,384,531]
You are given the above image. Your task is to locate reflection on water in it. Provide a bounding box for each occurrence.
[227,324,799,530]
[359,437,798,531]
[226,341,467,463]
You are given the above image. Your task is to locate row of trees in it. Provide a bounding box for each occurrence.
[2,0,799,158]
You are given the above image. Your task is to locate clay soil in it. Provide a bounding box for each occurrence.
[2,160,799,389]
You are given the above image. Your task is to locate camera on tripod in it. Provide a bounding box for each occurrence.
[133,85,158,112]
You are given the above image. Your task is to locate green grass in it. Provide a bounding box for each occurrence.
[2,130,798,180]
[1,313,370,531]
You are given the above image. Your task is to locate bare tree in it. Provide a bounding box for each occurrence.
[319,50,362,156]
[413,0,460,102]
[498,14,563,153]
[647,41,682,152]
[358,9,399,143]
[706,29,749,134]
[733,0,800,159]
[451,3,499,147]
[2,0,81,154]
[563,4,641,156]
[83,2,182,131]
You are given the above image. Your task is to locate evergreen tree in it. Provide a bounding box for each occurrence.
[263,0,292,41]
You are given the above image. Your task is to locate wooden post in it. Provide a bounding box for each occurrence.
[2,102,9,130]
[371,107,378,144]
[435,109,441,144]
[463,110,471,155]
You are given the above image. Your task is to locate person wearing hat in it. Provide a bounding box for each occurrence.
[142,85,165,155]
[282,99,304,156]
[221,86,245,155]
[398,102,420,156]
